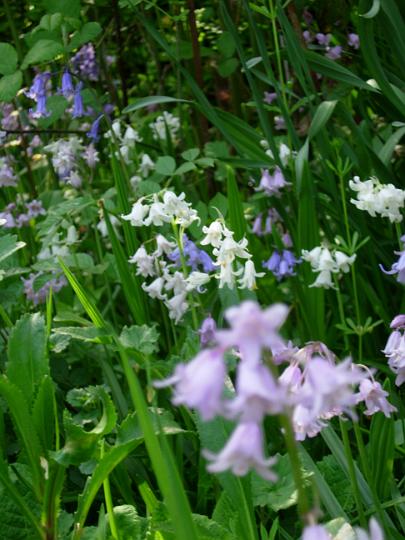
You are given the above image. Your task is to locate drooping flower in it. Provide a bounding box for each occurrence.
[302,524,331,540]
[263,249,300,280]
[122,200,149,226]
[383,316,405,385]
[87,115,103,142]
[303,30,312,44]
[72,43,99,81]
[325,46,343,60]
[257,167,289,196]
[380,236,405,284]
[199,315,217,346]
[315,33,332,46]
[263,91,277,104]
[348,33,360,50]
[238,259,264,289]
[128,245,156,277]
[154,348,226,420]
[357,379,397,417]
[72,82,84,118]
[60,69,74,97]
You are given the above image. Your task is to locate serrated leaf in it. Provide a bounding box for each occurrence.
[7,313,48,404]
[68,22,102,51]
[0,43,18,75]
[52,326,112,344]
[109,505,143,540]
[119,324,159,355]
[155,156,176,176]
[0,71,22,102]
[21,39,64,69]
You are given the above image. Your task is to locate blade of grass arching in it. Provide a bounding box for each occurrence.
[219,2,281,167]
[114,342,199,540]
[379,126,405,166]
[103,208,148,325]
[56,263,198,540]
[298,445,348,520]
[58,258,105,328]
[123,95,192,113]
[226,166,247,241]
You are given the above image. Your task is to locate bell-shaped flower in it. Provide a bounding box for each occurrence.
[302,524,331,540]
[357,379,396,417]
[154,348,226,420]
[355,518,384,540]
[203,422,278,480]
[199,316,217,346]
[238,260,264,290]
[122,200,149,226]
[142,277,166,300]
[201,220,224,248]
[128,245,155,277]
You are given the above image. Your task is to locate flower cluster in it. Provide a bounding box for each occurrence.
[0,199,45,228]
[0,157,17,187]
[149,111,180,142]
[201,220,263,289]
[129,234,212,323]
[22,271,67,305]
[384,315,405,385]
[301,245,356,288]
[256,167,290,196]
[72,43,99,81]
[349,175,405,223]
[122,190,199,229]
[105,120,142,164]
[263,249,300,280]
[156,301,393,479]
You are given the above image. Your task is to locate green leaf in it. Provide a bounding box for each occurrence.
[217,32,236,58]
[117,408,184,445]
[155,156,176,176]
[52,326,112,344]
[42,0,81,16]
[0,235,25,264]
[174,162,197,175]
[32,375,55,453]
[21,39,64,69]
[379,126,405,165]
[370,408,395,499]
[182,148,200,161]
[119,325,159,355]
[226,166,246,241]
[68,22,102,51]
[109,505,143,540]
[53,386,117,466]
[37,95,68,128]
[361,0,380,18]
[7,313,48,404]
[308,101,337,140]
[123,95,191,114]
[0,71,22,102]
[0,43,18,75]
[251,454,310,511]
[218,58,239,78]
[39,13,63,32]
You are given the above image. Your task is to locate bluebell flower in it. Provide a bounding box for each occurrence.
[87,114,103,142]
[61,69,74,97]
[72,82,84,118]
[25,72,50,100]
[263,249,300,280]
[169,235,215,272]
[380,237,405,284]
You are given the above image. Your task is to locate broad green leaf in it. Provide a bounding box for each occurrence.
[0,71,22,102]
[53,387,117,466]
[174,161,197,175]
[21,39,64,69]
[119,325,159,355]
[155,156,176,176]
[68,22,102,51]
[181,148,200,161]
[7,313,48,404]
[37,95,68,128]
[308,101,337,140]
[116,408,184,445]
[32,376,55,453]
[0,43,18,75]
[218,58,239,78]
[123,95,191,114]
[42,0,81,16]
[108,505,143,540]
[0,235,25,264]
[217,32,236,58]
[39,13,63,32]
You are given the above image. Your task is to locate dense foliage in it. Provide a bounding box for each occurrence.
[0,0,405,539]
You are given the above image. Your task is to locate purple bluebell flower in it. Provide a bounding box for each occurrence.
[258,167,289,196]
[384,315,405,385]
[154,348,226,420]
[391,314,405,329]
[203,422,278,481]
[87,114,103,142]
[316,33,332,46]
[380,237,405,284]
[357,379,396,417]
[0,159,17,187]
[303,30,312,44]
[263,249,300,280]
[169,235,215,272]
[0,103,19,130]
[0,208,15,228]
[348,33,360,49]
[31,94,49,119]
[274,115,286,130]
[16,213,29,228]
[60,69,74,97]
[83,143,99,168]
[263,91,277,104]
[22,272,67,305]
[25,199,46,218]
[72,44,99,81]
[302,524,331,540]
[252,214,263,236]
[199,315,217,347]
[25,72,50,100]
[325,45,343,60]
[72,82,84,118]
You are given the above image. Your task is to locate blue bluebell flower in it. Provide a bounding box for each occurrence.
[72,82,84,118]
[263,249,300,280]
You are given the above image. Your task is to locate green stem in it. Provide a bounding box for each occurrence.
[279,414,310,521]
[102,442,120,540]
[334,278,349,351]
[339,418,366,527]
[268,0,289,115]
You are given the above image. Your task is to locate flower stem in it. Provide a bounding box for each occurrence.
[101,441,120,540]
